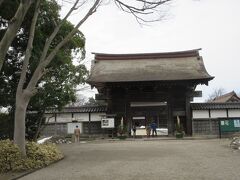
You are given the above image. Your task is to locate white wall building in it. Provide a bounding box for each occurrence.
[191,103,240,136]
[42,106,107,136]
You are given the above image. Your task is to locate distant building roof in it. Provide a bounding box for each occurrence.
[46,106,107,114]
[88,49,214,86]
[210,91,240,103]
[191,103,240,110]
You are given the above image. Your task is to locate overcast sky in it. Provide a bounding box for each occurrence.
[61,0,240,102]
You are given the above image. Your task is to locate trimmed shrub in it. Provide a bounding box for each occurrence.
[0,140,63,172]
[0,139,21,172]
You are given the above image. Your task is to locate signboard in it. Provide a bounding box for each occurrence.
[192,91,202,97]
[101,118,114,128]
[220,119,240,132]
[156,128,168,135]
[67,122,82,134]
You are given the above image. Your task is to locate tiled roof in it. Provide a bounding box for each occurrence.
[191,103,240,110]
[88,49,214,85]
[46,106,107,114]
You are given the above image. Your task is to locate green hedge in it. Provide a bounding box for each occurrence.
[0,139,63,173]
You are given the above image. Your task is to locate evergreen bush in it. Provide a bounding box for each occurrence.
[0,140,63,173]
[0,139,21,172]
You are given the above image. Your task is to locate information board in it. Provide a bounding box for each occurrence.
[101,118,115,128]
[220,119,240,132]
[67,122,82,134]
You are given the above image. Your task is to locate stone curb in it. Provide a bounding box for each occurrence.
[9,157,64,180]
[109,137,222,141]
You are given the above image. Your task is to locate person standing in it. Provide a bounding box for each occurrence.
[74,125,80,142]
[146,124,151,137]
[151,122,157,137]
[132,124,136,138]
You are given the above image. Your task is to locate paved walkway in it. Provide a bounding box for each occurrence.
[19,139,240,180]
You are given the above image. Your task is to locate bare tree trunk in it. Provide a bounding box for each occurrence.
[0,0,32,72]
[13,0,40,156]
[14,94,29,156]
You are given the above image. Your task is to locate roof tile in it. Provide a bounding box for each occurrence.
[191,103,240,110]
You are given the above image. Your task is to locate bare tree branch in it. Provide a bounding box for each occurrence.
[17,0,41,96]
[39,0,81,64]
[114,0,170,24]
[0,0,33,72]
[206,88,226,102]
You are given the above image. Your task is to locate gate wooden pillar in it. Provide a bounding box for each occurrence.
[167,96,174,135]
[125,89,131,136]
[185,94,192,135]
[106,88,112,114]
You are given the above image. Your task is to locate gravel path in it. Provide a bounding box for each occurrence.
[20,139,240,180]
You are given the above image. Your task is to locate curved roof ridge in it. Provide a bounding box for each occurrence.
[93,49,202,60]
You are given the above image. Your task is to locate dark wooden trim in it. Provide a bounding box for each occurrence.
[218,119,222,139]
[167,96,174,135]
[104,80,207,88]
[185,95,192,135]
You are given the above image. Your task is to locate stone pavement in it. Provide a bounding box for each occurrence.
[18,139,240,180]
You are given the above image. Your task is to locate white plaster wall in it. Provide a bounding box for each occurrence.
[45,112,106,123]
[91,113,106,121]
[73,113,88,121]
[45,113,68,123]
[210,110,227,118]
[56,113,72,123]
[228,109,240,117]
[192,110,209,119]
[73,112,106,122]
